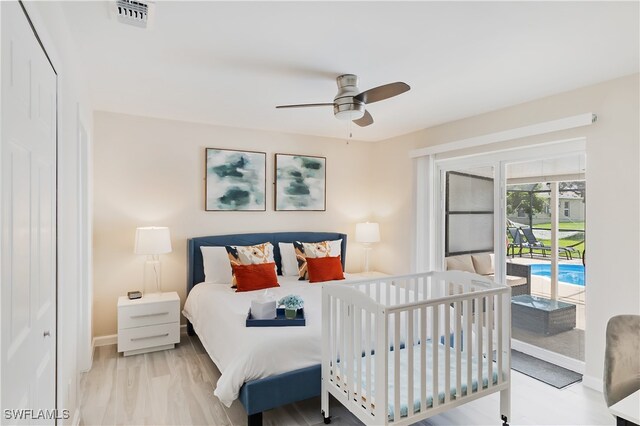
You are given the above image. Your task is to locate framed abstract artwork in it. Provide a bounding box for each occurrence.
[275,154,326,211]
[205,148,266,211]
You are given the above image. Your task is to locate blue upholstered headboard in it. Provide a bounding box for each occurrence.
[187,232,347,294]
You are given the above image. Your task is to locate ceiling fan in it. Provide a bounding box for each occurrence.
[276,74,410,127]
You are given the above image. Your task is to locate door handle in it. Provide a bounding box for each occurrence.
[43,330,51,337]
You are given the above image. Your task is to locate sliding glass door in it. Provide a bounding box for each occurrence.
[431,141,586,371]
[505,155,586,367]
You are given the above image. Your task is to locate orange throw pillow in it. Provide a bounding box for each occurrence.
[233,262,279,292]
[306,256,345,283]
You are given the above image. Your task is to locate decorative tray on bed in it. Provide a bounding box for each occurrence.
[245,308,306,327]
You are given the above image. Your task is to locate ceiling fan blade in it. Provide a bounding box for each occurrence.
[354,82,410,104]
[353,110,373,127]
[275,103,334,109]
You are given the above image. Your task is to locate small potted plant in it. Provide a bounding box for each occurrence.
[278,294,304,319]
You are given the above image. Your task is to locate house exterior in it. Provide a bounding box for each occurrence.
[508,190,585,225]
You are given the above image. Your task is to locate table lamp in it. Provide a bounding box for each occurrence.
[134,226,172,295]
[355,222,380,273]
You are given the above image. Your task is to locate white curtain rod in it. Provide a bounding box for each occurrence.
[410,112,597,158]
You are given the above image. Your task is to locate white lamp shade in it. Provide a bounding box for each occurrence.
[355,222,380,244]
[134,227,172,255]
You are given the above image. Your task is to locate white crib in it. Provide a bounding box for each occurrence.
[321,271,511,426]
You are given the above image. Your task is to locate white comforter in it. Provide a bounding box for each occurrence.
[183,276,341,407]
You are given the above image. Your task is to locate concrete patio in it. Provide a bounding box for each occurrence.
[508,256,585,361]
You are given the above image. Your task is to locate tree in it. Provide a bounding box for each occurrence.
[506,184,546,216]
[559,181,585,200]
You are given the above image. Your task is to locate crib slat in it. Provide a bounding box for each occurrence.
[346,302,353,398]
[375,311,389,422]
[487,295,494,389]
[393,311,401,422]
[432,305,439,408]
[386,280,391,307]
[322,291,330,418]
[407,308,414,418]
[497,294,503,384]
[355,306,362,404]
[465,297,473,396]
[365,311,372,413]
[455,297,462,399]
[444,301,451,403]
[476,295,483,391]
[331,297,338,380]
[420,306,427,413]
[341,298,346,384]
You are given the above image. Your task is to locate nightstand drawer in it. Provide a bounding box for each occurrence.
[118,300,179,329]
[118,322,179,353]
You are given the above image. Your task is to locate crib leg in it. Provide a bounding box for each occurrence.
[322,412,331,424]
[500,388,511,426]
[321,382,330,424]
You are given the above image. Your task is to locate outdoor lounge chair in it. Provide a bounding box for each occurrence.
[520,226,580,260]
[507,227,524,258]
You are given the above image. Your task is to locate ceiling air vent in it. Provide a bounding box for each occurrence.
[115,0,154,28]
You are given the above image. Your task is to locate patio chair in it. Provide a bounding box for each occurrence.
[520,226,578,260]
[507,227,523,258]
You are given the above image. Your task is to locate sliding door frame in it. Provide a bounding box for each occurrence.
[418,137,586,372]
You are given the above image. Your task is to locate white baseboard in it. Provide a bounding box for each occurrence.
[71,408,80,426]
[92,334,117,348]
[512,339,585,374]
[582,375,603,392]
[92,325,188,349]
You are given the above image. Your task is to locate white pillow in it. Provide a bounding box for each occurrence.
[278,243,298,276]
[329,239,342,257]
[200,246,233,284]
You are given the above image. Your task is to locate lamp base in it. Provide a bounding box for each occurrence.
[143,258,162,295]
[363,245,372,273]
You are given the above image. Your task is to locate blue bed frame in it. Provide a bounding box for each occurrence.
[186,232,347,426]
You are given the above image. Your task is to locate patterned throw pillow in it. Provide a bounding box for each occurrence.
[226,242,275,287]
[293,240,340,280]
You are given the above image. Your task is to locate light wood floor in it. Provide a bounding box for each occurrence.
[79,335,614,426]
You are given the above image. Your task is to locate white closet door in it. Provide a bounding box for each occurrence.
[1,0,57,418]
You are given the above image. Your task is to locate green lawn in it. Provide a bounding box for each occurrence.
[538,239,584,257]
[535,221,585,231]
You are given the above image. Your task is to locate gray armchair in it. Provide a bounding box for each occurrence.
[604,315,640,407]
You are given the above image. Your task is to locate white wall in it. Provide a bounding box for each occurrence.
[93,111,374,337]
[21,1,93,423]
[372,73,640,389]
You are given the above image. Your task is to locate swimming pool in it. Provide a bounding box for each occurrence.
[530,264,585,286]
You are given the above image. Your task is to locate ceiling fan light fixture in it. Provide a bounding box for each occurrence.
[333,102,365,120]
[275,73,410,128]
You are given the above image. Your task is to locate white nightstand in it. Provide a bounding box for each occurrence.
[117,292,180,356]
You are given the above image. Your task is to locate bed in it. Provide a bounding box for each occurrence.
[321,271,512,425]
[185,233,512,426]
[184,232,347,426]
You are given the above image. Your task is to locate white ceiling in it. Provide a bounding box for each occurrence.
[61,1,639,142]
